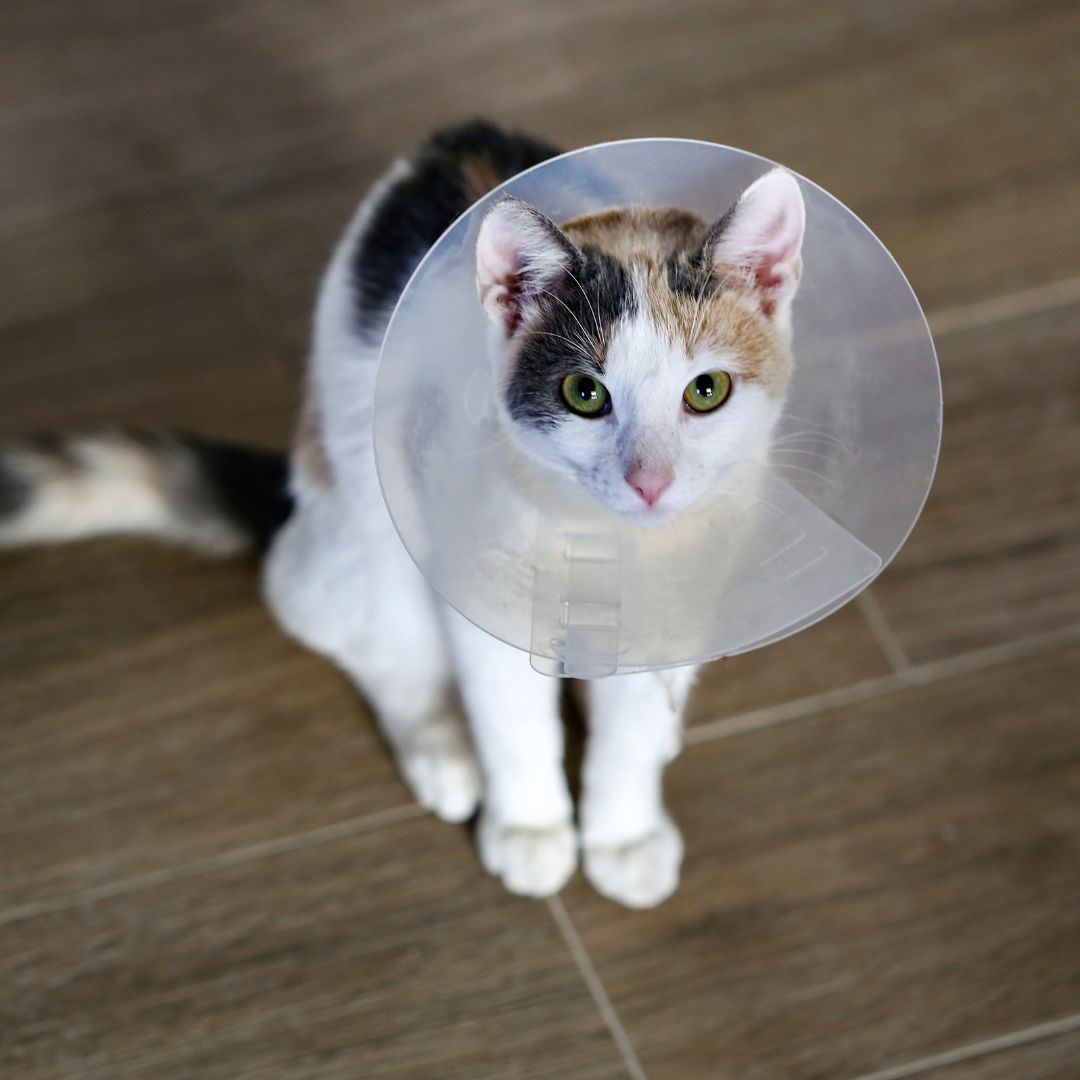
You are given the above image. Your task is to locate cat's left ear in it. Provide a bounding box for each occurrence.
[701,168,806,323]
[476,197,581,337]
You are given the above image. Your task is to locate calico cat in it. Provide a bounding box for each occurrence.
[0,120,805,908]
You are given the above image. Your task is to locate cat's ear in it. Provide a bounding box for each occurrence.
[701,168,806,322]
[476,197,580,336]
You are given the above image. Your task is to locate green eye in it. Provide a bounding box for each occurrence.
[561,373,612,417]
[683,370,732,413]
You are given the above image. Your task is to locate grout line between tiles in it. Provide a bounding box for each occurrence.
[847,1011,1080,1080]
[926,275,1080,338]
[855,591,912,673]
[685,673,902,745]
[547,895,649,1080]
[0,802,425,930]
[686,620,1080,746]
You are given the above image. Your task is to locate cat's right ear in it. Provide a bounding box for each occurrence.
[700,169,806,324]
[476,197,579,337]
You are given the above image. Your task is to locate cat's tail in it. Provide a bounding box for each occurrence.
[0,431,292,555]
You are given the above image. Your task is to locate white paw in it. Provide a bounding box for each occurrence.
[584,814,684,909]
[396,718,482,824]
[477,815,578,898]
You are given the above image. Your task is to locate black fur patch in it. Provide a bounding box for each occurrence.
[666,252,713,300]
[666,197,740,299]
[352,119,560,342]
[180,436,292,551]
[0,455,30,519]
[506,249,634,429]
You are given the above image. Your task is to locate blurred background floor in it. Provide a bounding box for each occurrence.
[2,2,1079,1077]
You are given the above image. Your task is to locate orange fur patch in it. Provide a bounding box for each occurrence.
[562,207,708,264]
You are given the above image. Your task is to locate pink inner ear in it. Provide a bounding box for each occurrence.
[478,196,587,337]
[709,169,805,319]
[755,269,783,317]
[477,214,528,334]
[743,192,802,266]
[751,220,795,314]
[500,271,523,335]
[758,210,799,263]
[477,220,521,290]
[716,200,803,317]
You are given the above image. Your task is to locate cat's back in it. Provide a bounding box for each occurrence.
[350,120,560,343]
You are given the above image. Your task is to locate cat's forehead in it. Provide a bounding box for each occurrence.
[561,207,709,264]
[560,207,781,374]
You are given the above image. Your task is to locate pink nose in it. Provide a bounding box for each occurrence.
[625,464,674,507]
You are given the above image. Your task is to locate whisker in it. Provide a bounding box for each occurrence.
[773,424,855,457]
[528,330,597,363]
[771,431,849,448]
[777,412,844,434]
[768,449,848,474]
[563,266,603,340]
[764,461,842,487]
[528,336,596,367]
[769,446,847,465]
[532,287,596,354]
[687,264,748,348]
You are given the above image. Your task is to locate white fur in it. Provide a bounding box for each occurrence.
[266,163,483,826]
[498,280,784,531]
[264,167,804,906]
[581,666,696,906]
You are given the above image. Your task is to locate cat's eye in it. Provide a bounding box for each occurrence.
[561,373,611,418]
[683,370,733,413]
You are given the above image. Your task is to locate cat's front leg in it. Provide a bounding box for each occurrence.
[581,666,698,908]
[265,499,481,824]
[445,611,576,898]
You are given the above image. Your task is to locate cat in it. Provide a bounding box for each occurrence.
[0,120,805,908]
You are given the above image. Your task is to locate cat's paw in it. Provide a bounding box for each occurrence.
[395,718,482,824]
[584,814,683,909]
[477,815,578,898]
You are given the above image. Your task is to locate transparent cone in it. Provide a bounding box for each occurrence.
[374,139,941,676]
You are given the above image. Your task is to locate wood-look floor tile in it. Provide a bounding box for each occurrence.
[1,542,262,680]
[0,541,416,911]
[3,1,1076,315]
[0,186,297,445]
[563,643,1080,1080]
[871,302,1080,663]
[687,604,893,728]
[912,1025,1080,1079]
[192,0,1080,331]
[0,194,214,331]
[0,302,294,446]
[0,3,220,235]
[0,817,627,1080]
[209,163,373,356]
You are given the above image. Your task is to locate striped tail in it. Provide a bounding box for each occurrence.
[0,431,292,555]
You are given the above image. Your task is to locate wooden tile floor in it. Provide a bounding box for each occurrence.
[2,2,1078,1077]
